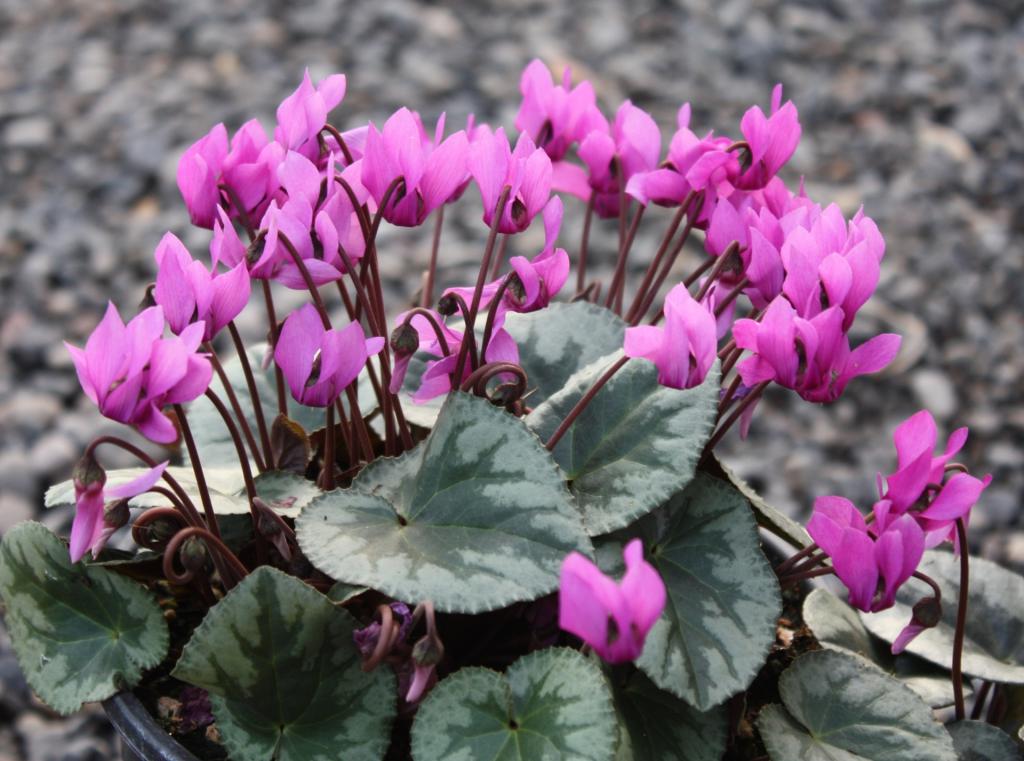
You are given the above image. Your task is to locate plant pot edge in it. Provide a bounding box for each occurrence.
[103,691,200,761]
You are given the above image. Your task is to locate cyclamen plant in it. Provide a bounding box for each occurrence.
[0,62,1020,761]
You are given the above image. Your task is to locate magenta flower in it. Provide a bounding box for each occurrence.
[558,539,666,663]
[807,497,924,612]
[220,119,281,220]
[515,59,608,161]
[732,297,901,403]
[65,304,212,444]
[413,327,519,404]
[274,304,384,407]
[210,207,248,269]
[361,108,468,227]
[153,232,251,341]
[735,84,802,190]
[469,127,552,234]
[177,123,228,229]
[71,462,168,563]
[274,69,347,156]
[624,283,717,390]
[251,195,344,289]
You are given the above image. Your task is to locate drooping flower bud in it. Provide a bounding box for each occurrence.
[103,499,131,533]
[892,596,942,654]
[180,537,209,574]
[406,633,444,703]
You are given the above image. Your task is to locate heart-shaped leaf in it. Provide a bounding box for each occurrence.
[803,588,963,708]
[947,721,1021,761]
[505,301,627,404]
[172,566,395,761]
[757,649,957,761]
[528,354,718,535]
[603,473,780,711]
[861,550,1024,683]
[411,648,616,761]
[46,468,318,518]
[0,522,168,714]
[610,667,727,761]
[296,393,591,613]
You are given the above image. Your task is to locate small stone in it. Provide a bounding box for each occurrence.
[909,369,958,420]
[3,117,54,148]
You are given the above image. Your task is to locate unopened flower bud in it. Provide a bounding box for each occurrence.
[390,322,419,357]
[245,232,266,268]
[507,273,527,305]
[436,293,458,316]
[73,451,106,494]
[406,633,444,703]
[911,596,942,629]
[180,537,209,573]
[147,516,180,547]
[103,499,131,531]
[138,284,158,311]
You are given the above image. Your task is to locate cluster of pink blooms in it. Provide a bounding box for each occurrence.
[807,410,990,650]
[62,61,982,669]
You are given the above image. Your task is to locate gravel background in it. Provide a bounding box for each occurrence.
[1,0,1022,757]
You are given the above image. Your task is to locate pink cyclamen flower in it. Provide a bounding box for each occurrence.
[177,123,229,229]
[153,232,251,341]
[361,108,469,227]
[806,496,924,613]
[734,84,802,190]
[65,304,212,444]
[558,539,666,663]
[470,127,552,234]
[274,69,347,156]
[515,59,609,161]
[624,283,717,390]
[274,304,384,407]
[71,462,168,563]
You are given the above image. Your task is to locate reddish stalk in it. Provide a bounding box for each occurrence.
[546,356,629,451]
[261,280,288,416]
[423,206,445,307]
[625,195,691,324]
[952,518,970,721]
[226,321,273,467]
[576,193,596,292]
[206,346,267,473]
[172,404,221,538]
[605,204,646,314]
[703,380,769,452]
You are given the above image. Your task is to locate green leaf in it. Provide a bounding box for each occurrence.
[861,550,1024,683]
[528,354,719,535]
[505,302,627,404]
[411,648,616,761]
[610,667,727,761]
[757,649,957,761]
[947,721,1021,761]
[616,473,781,711]
[327,582,367,605]
[46,467,318,518]
[297,393,591,613]
[189,343,328,466]
[172,567,395,761]
[0,522,168,714]
[803,588,963,708]
[705,455,811,549]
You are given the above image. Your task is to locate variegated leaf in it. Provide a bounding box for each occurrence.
[411,648,616,761]
[296,393,591,614]
[527,354,719,535]
[757,650,957,761]
[172,567,395,761]
[947,721,1021,761]
[611,667,727,761]
[861,550,1024,683]
[606,473,780,711]
[0,522,168,714]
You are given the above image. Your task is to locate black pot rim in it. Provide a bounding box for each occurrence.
[103,691,200,761]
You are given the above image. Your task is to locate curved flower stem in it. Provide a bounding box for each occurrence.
[546,356,629,451]
[206,345,267,473]
[452,187,511,386]
[952,518,970,721]
[912,570,943,602]
[479,275,515,360]
[172,404,221,538]
[442,292,480,370]
[625,195,691,324]
[704,380,770,452]
[277,232,333,328]
[363,604,400,672]
[460,362,528,404]
[226,322,274,467]
[713,276,750,317]
[576,193,596,293]
[85,436,204,528]
[776,542,821,576]
[261,280,288,416]
[401,309,451,356]
[489,234,510,280]
[693,242,740,303]
[164,526,248,590]
[318,404,337,491]
[606,204,646,314]
[131,505,189,550]
[780,565,833,588]
[346,386,376,464]
[423,206,445,308]
[320,124,355,165]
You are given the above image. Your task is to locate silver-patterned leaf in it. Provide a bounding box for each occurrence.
[45,467,317,518]
[505,301,626,404]
[0,522,168,714]
[411,648,616,761]
[528,354,718,535]
[611,667,727,761]
[757,650,957,761]
[947,721,1022,761]
[172,567,395,761]
[619,473,781,711]
[803,588,963,709]
[861,550,1024,683]
[296,393,592,614]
